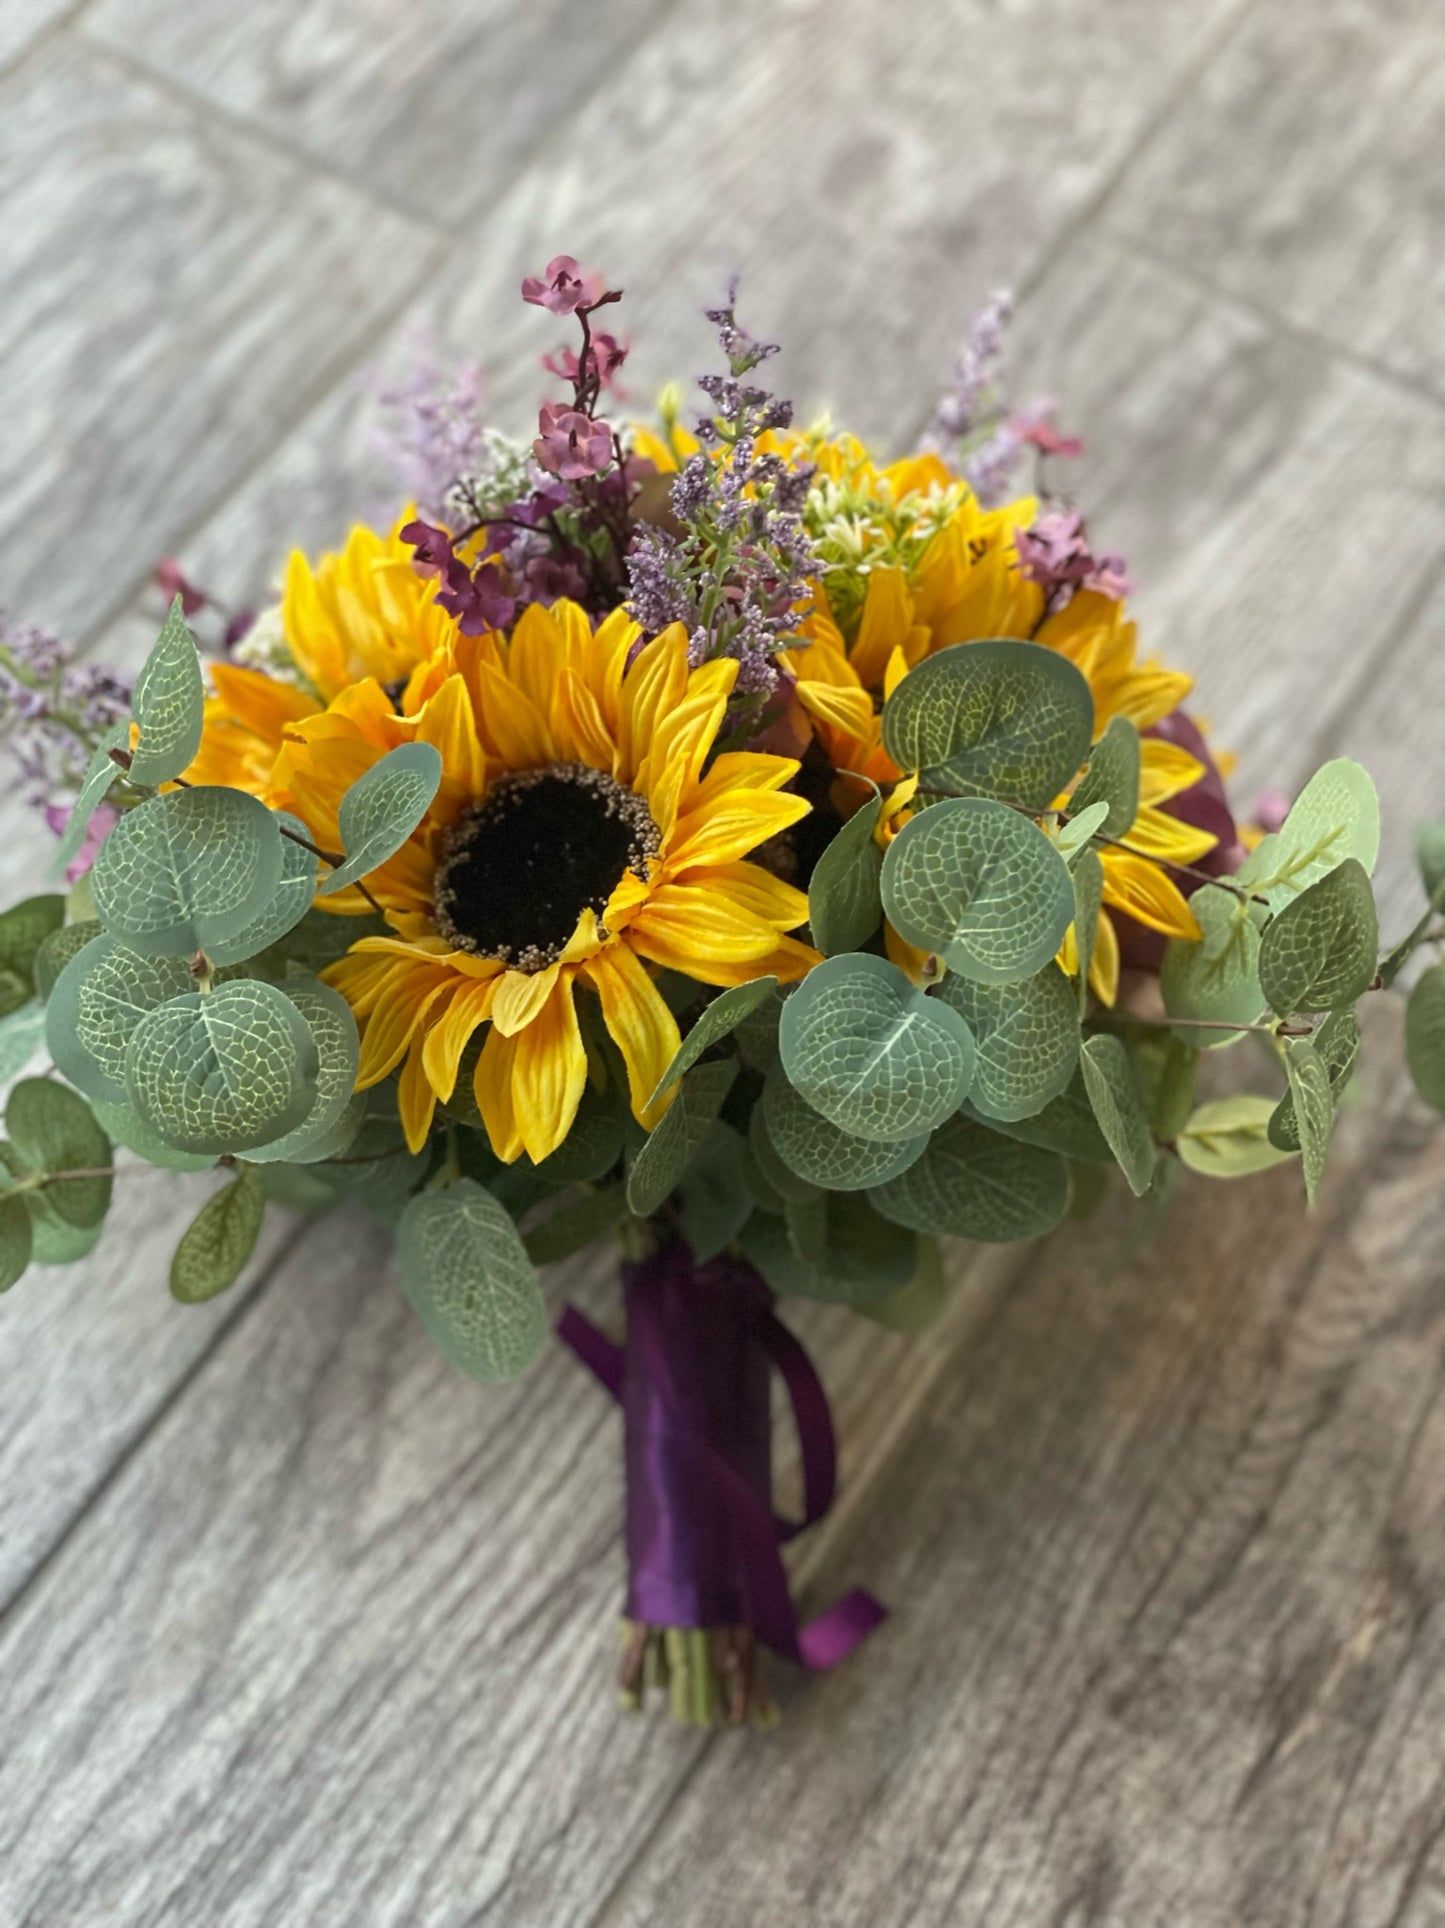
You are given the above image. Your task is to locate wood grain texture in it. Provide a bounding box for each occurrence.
[82,0,676,223]
[1108,0,1445,400]
[0,36,442,641]
[0,0,75,70]
[607,1000,1445,1928]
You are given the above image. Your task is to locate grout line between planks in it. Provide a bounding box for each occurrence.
[0,0,96,85]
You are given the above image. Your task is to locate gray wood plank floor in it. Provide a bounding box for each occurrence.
[0,3,1442,1923]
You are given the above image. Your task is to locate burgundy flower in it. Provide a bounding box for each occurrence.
[435,558,516,635]
[154,560,206,617]
[543,331,629,392]
[399,518,455,580]
[533,402,613,480]
[1015,510,1133,604]
[521,255,603,317]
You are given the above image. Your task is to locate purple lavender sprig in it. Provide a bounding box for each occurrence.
[0,616,132,811]
[627,284,818,697]
[922,290,1081,505]
[372,335,490,525]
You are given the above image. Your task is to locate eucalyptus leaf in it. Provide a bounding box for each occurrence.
[779,951,974,1141]
[129,598,204,786]
[34,917,102,1001]
[90,1097,218,1173]
[881,796,1075,985]
[523,1181,631,1265]
[531,1086,625,1185]
[318,742,442,896]
[859,1237,946,1333]
[52,721,130,878]
[1131,1031,1198,1142]
[935,964,1078,1123]
[398,1178,546,1382]
[0,896,64,1017]
[739,1195,917,1305]
[674,1121,752,1262]
[1269,1007,1359,1150]
[47,935,195,1105]
[626,1059,737,1216]
[870,1114,1068,1243]
[1280,1036,1333,1205]
[1070,846,1103,1014]
[881,640,1094,808]
[969,1069,1115,1165]
[126,978,319,1154]
[1415,823,1445,907]
[170,1164,266,1303]
[1161,884,1268,1045]
[0,1191,32,1291]
[92,787,284,958]
[1079,1033,1155,1197]
[0,1003,47,1087]
[1405,962,1445,1115]
[747,1101,822,1204]
[762,1067,929,1191]
[808,788,884,955]
[1067,716,1140,840]
[1258,858,1378,1015]
[243,978,360,1164]
[1237,758,1380,912]
[1176,1095,1296,1178]
[647,977,778,1109]
[1054,800,1110,864]
[6,1077,113,1228]
[0,1141,104,1265]
[204,813,319,967]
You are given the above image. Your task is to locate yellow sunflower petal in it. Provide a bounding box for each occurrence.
[582,943,680,1128]
[1138,738,1207,807]
[1089,908,1121,1006]
[1100,850,1202,940]
[421,974,499,1101]
[397,1030,439,1154]
[490,963,561,1039]
[1119,803,1219,868]
[475,1026,524,1164]
[667,787,810,872]
[629,887,787,975]
[510,971,588,1162]
[675,861,810,931]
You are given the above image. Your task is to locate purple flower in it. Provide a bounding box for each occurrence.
[533,403,613,480]
[542,331,628,393]
[1015,510,1132,607]
[521,255,603,317]
[154,559,207,617]
[45,801,117,881]
[399,518,456,579]
[372,337,488,523]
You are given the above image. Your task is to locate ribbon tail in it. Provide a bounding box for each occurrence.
[557,1304,625,1401]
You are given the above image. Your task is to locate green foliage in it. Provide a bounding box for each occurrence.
[1053,800,1110,865]
[1079,1034,1155,1197]
[740,1194,917,1304]
[807,786,884,955]
[1160,885,1267,1044]
[126,979,319,1154]
[762,1066,928,1191]
[1415,823,1445,907]
[0,1003,48,1086]
[523,1182,631,1264]
[880,639,1094,808]
[1067,715,1140,839]
[1269,1007,1358,1150]
[318,742,442,896]
[1176,1095,1296,1178]
[1131,1031,1198,1142]
[397,1178,546,1382]
[309,1109,427,1209]
[1257,858,1378,1015]
[626,1060,737,1216]
[1070,847,1103,1015]
[1280,1037,1333,1206]
[935,964,1078,1122]
[47,935,195,1105]
[246,905,387,982]
[779,951,975,1141]
[170,1164,266,1303]
[129,598,205,786]
[92,787,284,958]
[240,978,360,1165]
[870,1113,1068,1243]
[90,1097,217,1172]
[52,721,130,878]
[0,1191,32,1292]
[531,1087,625,1184]
[674,1122,752,1262]
[34,917,102,1000]
[859,1237,946,1333]
[971,1070,1115,1164]
[7,1076,112,1229]
[646,976,778,1108]
[205,813,318,967]
[0,896,64,1017]
[747,1101,820,1204]
[881,796,1075,984]
[1237,758,1379,912]
[1405,963,1445,1114]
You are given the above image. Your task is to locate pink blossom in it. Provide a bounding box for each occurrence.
[542,331,628,393]
[533,403,613,480]
[1015,510,1133,604]
[154,560,206,616]
[1016,415,1083,460]
[521,255,603,317]
[1250,787,1293,836]
[45,801,118,881]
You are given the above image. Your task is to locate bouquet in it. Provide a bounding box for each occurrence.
[2,258,1441,1729]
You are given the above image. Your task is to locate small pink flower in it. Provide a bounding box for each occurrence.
[1017,417,1083,460]
[533,402,613,480]
[541,331,629,392]
[1250,787,1293,837]
[46,801,118,881]
[154,559,206,616]
[521,255,603,317]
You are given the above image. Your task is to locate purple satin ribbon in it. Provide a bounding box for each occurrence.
[558,1242,886,1670]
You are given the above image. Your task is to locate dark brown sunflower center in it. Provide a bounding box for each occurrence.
[433,763,660,972]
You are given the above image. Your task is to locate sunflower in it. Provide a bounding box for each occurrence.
[264,602,815,1163]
